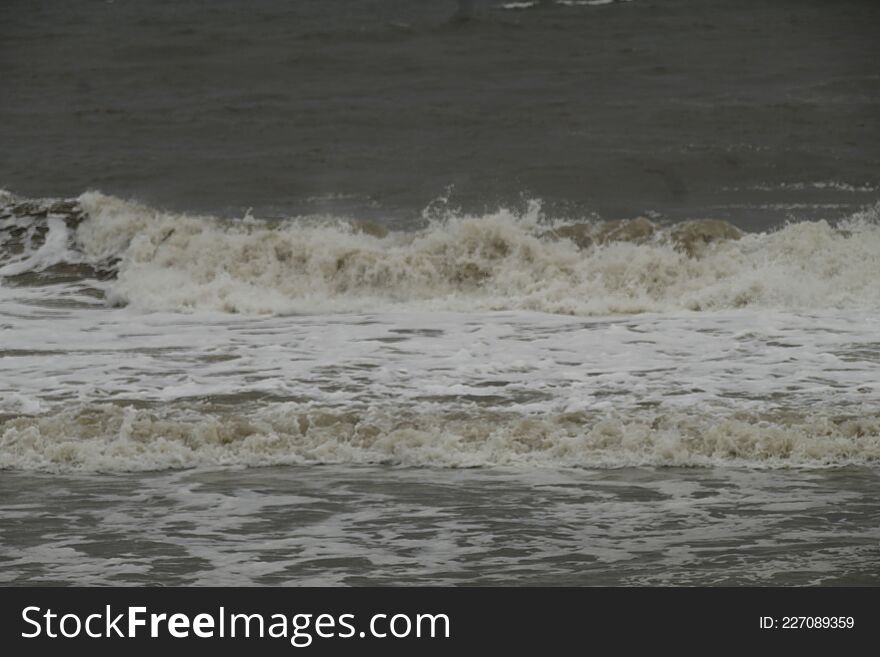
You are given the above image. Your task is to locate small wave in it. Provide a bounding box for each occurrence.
[735,181,880,193]
[498,0,632,10]
[2,402,878,472]
[0,195,113,286]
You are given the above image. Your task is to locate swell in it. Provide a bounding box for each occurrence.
[2,190,879,316]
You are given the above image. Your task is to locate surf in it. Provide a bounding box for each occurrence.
[3,190,879,316]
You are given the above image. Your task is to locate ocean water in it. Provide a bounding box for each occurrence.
[1,0,879,586]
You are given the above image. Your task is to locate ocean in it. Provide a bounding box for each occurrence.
[1,0,879,586]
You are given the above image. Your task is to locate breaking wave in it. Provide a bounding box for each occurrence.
[2,190,880,316]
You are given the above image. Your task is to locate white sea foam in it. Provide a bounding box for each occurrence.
[67,191,880,316]
[1,299,879,472]
[3,401,879,472]
[498,0,633,9]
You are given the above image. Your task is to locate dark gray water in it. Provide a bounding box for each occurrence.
[2,466,879,586]
[2,0,878,226]
[2,0,880,586]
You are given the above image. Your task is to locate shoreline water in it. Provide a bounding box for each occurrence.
[3,464,879,586]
